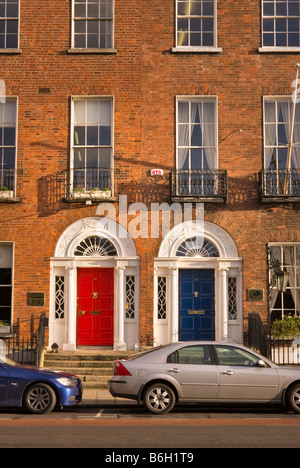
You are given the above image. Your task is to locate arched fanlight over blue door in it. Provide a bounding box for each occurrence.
[176,236,219,258]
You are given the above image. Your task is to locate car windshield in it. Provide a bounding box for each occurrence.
[0,355,17,366]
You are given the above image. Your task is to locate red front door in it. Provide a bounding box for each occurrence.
[77,268,114,346]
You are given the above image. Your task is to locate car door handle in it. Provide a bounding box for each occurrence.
[221,370,235,376]
[167,368,180,374]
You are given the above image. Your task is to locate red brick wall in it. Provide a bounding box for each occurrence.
[0,0,299,343]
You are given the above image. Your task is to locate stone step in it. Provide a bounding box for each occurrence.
[44,360,114,369]
[43,350,133,389]
[47,366,112,375]
[44,352,132,362]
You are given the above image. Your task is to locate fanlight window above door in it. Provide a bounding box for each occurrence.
[176,236,219,257]
[74,236,117,257]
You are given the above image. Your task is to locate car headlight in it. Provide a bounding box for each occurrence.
[56,377,77,387]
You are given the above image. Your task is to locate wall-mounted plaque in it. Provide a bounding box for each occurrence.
[28,292,45,306]
[247,289,264,302]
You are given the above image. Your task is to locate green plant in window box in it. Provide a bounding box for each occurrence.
[271,316,300,338]
[0,321,10,327]
[0,187,13,198]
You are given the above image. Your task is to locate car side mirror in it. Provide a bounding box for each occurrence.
[256,359,267,368]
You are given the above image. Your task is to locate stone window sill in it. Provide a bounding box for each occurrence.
[0,48,22,54]
[172,46,222,53]
[67,48,117,55]
[258,47,300,53]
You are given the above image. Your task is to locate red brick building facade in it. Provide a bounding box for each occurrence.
[0,0,300,351]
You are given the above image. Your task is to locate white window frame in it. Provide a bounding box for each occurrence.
[71,0,115,51]
[70,95,114,194]
[263,95,300,170]
[176,95,218,171]
[0,0,20,50]
[269,242,300,320]
[172,0,222,53]
[0,96,18,196]
[259,0,300,52]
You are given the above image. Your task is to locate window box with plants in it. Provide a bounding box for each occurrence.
[0,187,14,199]
[71,186,111,199]
[0,321,11,333]
[89,187,111,198]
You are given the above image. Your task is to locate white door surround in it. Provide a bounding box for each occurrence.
[154,221,243,346]
[50,217,140,351]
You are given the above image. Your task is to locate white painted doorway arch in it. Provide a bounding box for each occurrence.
[50,217,140,351]
[154,221,243,345]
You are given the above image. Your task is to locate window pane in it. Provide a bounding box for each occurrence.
[87,100,99,124]
[203,1,214,16]
[74,148,85,168]
[0,269,11,285]
[75,3,86,17]
[99,125,111,145]
[74,126,85,145]
[264,3,274,16]
[4,101,16,124]
[87,33,98,48]
[75,20,86,34]
[86,147,98,167]
[191,124,202,146]
[4,127,15,146]
[3,148,15,169]
[88,3,99,17]
[87,126,98,145]
[216,346,259,367]
[99,148,111,168]
[74,100,86,123]
[176,346,212,365]
[74,34,86,48]
[7,3,18,18]
[100,99,112,124]
[191,148,202,169]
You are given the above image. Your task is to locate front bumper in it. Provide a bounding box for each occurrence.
[58,379,83,407]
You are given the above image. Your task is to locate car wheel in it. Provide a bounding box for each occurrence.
[24,383,57,414]
[286,383,300,414]
[143,383,175,414]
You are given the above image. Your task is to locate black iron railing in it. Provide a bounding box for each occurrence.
[1,312,48,366]
[260,169,300,199]
[171,169,227,200]
[247,313,269,358]
[66,168,114,200]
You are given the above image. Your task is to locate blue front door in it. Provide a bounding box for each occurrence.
[179,269,215,341]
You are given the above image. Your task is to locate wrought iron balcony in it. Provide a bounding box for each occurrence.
[170,169,227,202]
[66,168,114,201]
[259,169,300,201]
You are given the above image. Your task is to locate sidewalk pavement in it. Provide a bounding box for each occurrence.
[81,388,138,407]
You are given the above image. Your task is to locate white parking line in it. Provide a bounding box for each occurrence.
[95,409,104,418]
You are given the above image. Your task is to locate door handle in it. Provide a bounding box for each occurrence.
[167,368,180,374]
[221,370,234,376]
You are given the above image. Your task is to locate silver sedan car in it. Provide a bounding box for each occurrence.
[109,342,300,414]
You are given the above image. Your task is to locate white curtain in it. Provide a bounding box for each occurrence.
[283,246,300,314]
[264,101,277,169]
[178,102,189,169]
[178,100,216,170]
[202,101,216,169]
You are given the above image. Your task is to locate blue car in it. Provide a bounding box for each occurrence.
[0,355,82,414]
